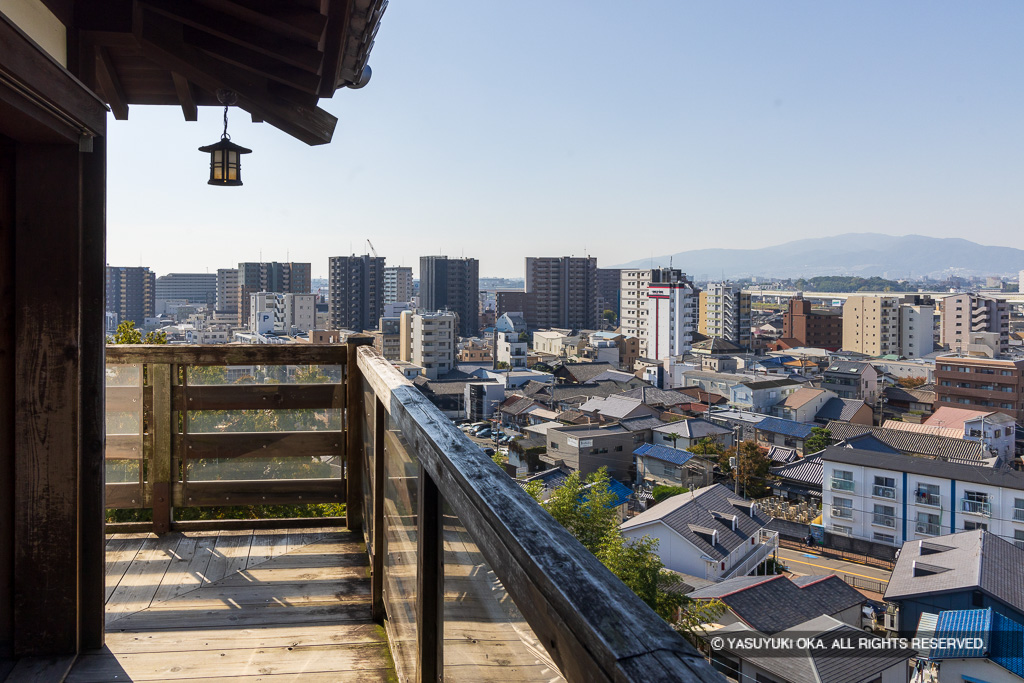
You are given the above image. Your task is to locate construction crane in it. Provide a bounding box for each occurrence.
[366,239,378,258]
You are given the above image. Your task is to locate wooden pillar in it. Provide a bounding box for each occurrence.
[0,135,15,656]
[78,133,107,650]
[13,144,84,655]
[416,465,443,682]
[345,336,372,532]
[150,363,173,534]
[371,396,386,623]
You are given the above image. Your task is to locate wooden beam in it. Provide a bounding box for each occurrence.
[106,344,346,366]
[174,383,343,412]
[370,396,385,623]
[14,143,83,656]
[193,0,328,45]
[345,337,372,533]
[183,29,322,95]
[318,0,351,97]
[180,431,343,460]
[176,479,345,507]
[0,135,15,656]
[134,6,337,145]
[94,46,129,119]
[415,463,443,682]
[170,72,197,121]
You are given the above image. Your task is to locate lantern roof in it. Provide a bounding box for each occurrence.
[38,0,385,146]
[198,138,253,155]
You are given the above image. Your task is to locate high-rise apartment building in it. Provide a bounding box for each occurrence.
[215,268,239,315]
[372,317,403,361]
[236,262,311,326]
[597,268,622,321]
[154,273,217,307]
[383,266,414,305]
[620,268,691,358]
[524,256,597,331]
[939,293,1009,355]
[419,256,479,338]
[647,278,698,360]
[698,282,751,348]
[328,254,385,332]
[782,296,843,350]
[842,295,934,358]
[106,266,155,327]
[400,310,456,380]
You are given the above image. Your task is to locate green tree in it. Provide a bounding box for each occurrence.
[602,309,617,325]
[720,442,772,498]
[545,469,618,554]
[143,329,167,344]
[109,320,142,344]
[652,484,688,503]
[665,432,682,449]
[804,427,832,454]
[689,437,724,457]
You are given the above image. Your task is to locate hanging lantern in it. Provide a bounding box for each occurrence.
[199,89,251,186]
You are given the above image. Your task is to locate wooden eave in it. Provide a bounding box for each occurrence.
[43,0,386,145]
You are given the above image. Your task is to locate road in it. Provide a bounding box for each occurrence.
[777,546,893,589]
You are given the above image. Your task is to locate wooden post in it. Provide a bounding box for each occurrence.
[150,363,173,534]
[345,337,372,532]
[13,144,83,655]
[0,133,15,654]
[371,396,386,623]
[416,465,443,682]
[78,134,107,650]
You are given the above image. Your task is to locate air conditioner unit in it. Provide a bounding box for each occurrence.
[831,506,847,517]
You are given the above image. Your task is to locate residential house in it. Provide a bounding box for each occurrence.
[498,396,548,431]
[633,444,713,490]
[577,396,659,422]
[772,387,836,423]
[707,614,915,683]
[820,360,879,404]
[822,447,1024,549]
[919,608,1024,682]
[532,330,579,357]
[814,397,873,425]
[882,385,936,417]
[544,425,637,482]
[553,361,618,384]
[619,484,776,581]
[925,406,1017,463]
[705,409,766,443]
[771,452,824,503]
[652,419,734,450]
[883,530,1024,638]
[614,386,689,411]
[687,574,865,634]
[825,420,997,466]
[730,378,803,413]
[754,416,817,454]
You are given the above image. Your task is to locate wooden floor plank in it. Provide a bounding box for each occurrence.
[211,562,368,587]
[154,577,370,609]
[3,655,76,683]
[67,643,391,682]
[203,530,254,585]
[105,533,183,623]
[104,536,147,603]
[103,622,386,653]
[150,533,200,605]
[107,600,373,631]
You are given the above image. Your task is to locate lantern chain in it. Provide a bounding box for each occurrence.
[222,105,230,141]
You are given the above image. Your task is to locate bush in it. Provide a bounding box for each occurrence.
[652,485,688,503]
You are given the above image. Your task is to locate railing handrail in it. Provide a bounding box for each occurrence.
[106,343,348,366]
[357,346,716,682]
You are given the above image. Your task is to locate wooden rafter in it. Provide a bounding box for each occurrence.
[193,0,328,45]
[95,46,129,119]
[318,0,351,97]
[170,72,196,121]
[133,6,337,145]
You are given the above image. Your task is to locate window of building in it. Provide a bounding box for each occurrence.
[1015,529,1024,550]
[964,521,988,531]
[916,512,941,536]
[872,504,895,528]
[873,532,895,545]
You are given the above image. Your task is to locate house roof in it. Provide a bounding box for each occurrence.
[617,415,668,432]
[653,418,731,440]
[691,337,743,353]
[516,466,570,491]
[815,397,869,422]
[620,484,769,561]
[755,416,816,439]
[578,396,655,419]
[615,386,689,407]
[772,452,824,486]
[825,421,991,464]
[556,362,616,383]
[775,387,827,410]
[688,574,864,634]
[926,406,1017,430]
[926,608,1024,679]
[501,396,542,416]
[881,420,962,439]
[767,446,799,464]
[884,385,937,405]
[827,446,1024,495]
[710,614,916,683]
[741,377,802,390]
[884,530,1024,616]
[633,443,695,467]
[824,361,873,375]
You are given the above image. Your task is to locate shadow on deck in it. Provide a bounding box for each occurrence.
[65,529,394,682]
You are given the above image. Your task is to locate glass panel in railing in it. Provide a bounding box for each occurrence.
[383,413,419,682]
[105,363,143,500]
[443,500,565,682]
[362,376,376,551]
[185,364,342,385]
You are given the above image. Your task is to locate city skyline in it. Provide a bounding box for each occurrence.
[106,1,1024,277]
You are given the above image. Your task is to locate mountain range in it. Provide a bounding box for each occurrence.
[612,234,1024,280]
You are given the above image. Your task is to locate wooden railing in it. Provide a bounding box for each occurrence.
[104,343,363,532]
[357,346,719,682]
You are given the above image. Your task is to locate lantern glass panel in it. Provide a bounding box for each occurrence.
[212,150,224,180]
[227,150,238,180]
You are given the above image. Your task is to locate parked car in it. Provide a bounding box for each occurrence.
[476,429,491,438]
[482,447,495,457]
[861,602,885,633]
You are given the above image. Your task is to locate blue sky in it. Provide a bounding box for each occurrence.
[107,1,1024,278]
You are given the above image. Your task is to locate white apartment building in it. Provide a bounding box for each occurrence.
[646,280,698,360]
[383,266,414,305]
[399,310,456,380]
[621,268,694,358]
[822,447,1024,549]
[248,292,316,334]
[699,282,751,347]
[216,268,239,314]
[495,331,527,369]
[938,292,1010,355]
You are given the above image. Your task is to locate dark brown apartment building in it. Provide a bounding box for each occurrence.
[782,297,843,350]
[935,355,1024,423]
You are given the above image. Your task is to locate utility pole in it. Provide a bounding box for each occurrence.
[734,424,741,496]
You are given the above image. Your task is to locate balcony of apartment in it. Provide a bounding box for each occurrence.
[871,514,896,529]
[937,383,1018,404]
[872,484,896,500]
[829,477,855,492]
[6,343,714,681]
[960,499,992,517]
[914,490,941,507]
[720,530,779,581]
[915,522,941,536]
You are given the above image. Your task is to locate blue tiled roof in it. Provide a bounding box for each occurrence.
[755,416,815,439]
[633,443,695,466]
[930,608,991,660]
[582,479,632,509]
[991,611,1024,678]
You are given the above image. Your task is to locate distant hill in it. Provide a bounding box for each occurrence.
[612,234,1024,280]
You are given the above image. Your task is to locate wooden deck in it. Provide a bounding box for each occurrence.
[64,528,395,682]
